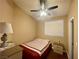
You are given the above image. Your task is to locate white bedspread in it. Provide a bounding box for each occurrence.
[26,39,50,51]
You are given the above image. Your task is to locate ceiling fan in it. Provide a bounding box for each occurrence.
[30,0,58,16]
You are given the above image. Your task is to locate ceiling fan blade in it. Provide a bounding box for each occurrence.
[48,5,58,10]
[30,10,39,12]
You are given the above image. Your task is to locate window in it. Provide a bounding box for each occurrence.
[44,20,64,37]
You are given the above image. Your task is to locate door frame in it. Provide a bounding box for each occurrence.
[68,17,74,59]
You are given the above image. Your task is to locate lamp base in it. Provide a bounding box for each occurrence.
[0,33,8,48]
[0,42,8,48]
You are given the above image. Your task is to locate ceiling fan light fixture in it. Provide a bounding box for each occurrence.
[40,10,47,16]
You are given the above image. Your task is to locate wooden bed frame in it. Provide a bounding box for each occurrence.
[20,44,52,59]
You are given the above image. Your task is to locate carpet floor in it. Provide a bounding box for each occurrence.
[47,49,68,59]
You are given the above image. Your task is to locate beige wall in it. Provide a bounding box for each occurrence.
[37,16,68,51]
[0,0,14,42]
[68,0,78,59]
[0,0,13,22]
[0,0,37,45]
[12,6,37,45]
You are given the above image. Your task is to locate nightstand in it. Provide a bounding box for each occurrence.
[0,42,22,59]
[52,42,65,55]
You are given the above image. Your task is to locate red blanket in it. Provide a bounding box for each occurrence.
[20,44,52,59]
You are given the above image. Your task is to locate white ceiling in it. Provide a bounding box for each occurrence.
[13,0,71,20]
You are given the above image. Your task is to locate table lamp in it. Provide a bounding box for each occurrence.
[0,22,13,47]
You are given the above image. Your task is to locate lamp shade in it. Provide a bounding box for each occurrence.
[0,22,13,34]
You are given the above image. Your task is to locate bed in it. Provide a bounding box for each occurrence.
[20,38,52,59]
